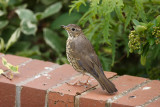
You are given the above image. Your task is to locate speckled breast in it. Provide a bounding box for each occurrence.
[66,38,84,73]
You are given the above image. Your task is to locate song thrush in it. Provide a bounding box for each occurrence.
[61,24,118,94]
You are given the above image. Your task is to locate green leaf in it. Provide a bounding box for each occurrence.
[111,34,116,66]
[135,25,147,33]
[35,12,43,21]
[115,7,125,22]
[0,69,4,74]
[135,0,146,22]
[141,55,146,65]
[16,8,37,22]
[148,38,155,46]
[40,0,57,5]
[0,20,9,29]
[156,15,160,24]
[69,0,86,14]
[50,12,81,30]
[10,66,19,73]
[41,2,62,19]
[2,57,7,66]
[6,28,21,50]
[124,6,133,30]
[21,20,37,35]
[2,57,19,73]
[132,19,140,26]
[0,37,5,52]
[43,28,65,53]
[0,10,5,16]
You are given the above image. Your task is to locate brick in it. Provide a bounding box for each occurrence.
[21,64,79,107]
[79,75,147,107]
[48,72,117,107]
[113,80,160,107]
[147,98,160,107]
[0,59,54,107]
[0,82,15,107]
[0,54,30,71]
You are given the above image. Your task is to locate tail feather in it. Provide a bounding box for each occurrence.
[97,74,118,94]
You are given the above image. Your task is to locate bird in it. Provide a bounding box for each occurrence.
[61,24,118,94]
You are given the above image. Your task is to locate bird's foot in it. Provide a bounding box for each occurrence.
[66,76,91,87]
[66,81,81,86]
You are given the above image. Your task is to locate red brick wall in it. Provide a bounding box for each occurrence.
[0,53,160,107]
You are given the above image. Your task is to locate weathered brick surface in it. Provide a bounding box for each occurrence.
[147,98,160,107]
[0,54,160,107]
[48,72,116,107]
[0,55,31,107]
[113,80,160,107]
[0,82,16,107]
[79,75,147,107]
[21,64,79,107]
[0,57,55,107]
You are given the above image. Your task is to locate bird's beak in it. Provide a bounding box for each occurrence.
[61,25,69,30]
[61,25,65,28]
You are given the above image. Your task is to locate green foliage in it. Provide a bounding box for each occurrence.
[0,0,81,64]
[0,0,160,79]
[70,0,160,79]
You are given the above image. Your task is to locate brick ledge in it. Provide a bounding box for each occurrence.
[0,53,160,107]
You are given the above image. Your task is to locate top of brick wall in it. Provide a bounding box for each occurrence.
[0,53,160,107]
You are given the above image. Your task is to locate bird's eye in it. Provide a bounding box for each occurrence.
[71,28,75,31]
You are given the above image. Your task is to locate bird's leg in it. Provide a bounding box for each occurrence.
[66,74,83,86]
[79,75,90,85]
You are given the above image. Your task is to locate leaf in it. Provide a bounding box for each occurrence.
[35,12,43,21]
[2,57,19,73]
[156,15,160,24]
[141,55,146,66]
[0,10,5,16]
[0,69,4,74]
[69,0,86,14]
[2,57,8,66]
[124,6,133,30]
[16,8,37,22]
[148,38,155,46]
[21,20,37,35]
[135,25,147,33]
[135,0,146,22]
[111,34,116,66]
[10,66,19,73]
[50,12,81,30]
[6,28,21,50]
[0,37,5,52]
[41,2,62,19]
[40,0,57,5]
[115,7,125,22]
[132,19,140,26]
[0,20,9,29]
[43,28,65,53]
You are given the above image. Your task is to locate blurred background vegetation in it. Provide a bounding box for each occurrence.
[0,0,160,79]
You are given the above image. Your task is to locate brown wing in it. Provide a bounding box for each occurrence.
[70,34,104,78]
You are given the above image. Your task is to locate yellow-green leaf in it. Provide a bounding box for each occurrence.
[2,57,19,73]
[2,57,7,66]
[0,69,4,74]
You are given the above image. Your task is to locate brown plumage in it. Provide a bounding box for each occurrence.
[61,24,118,94]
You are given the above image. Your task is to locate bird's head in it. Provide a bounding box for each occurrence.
[61,24,82,38]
